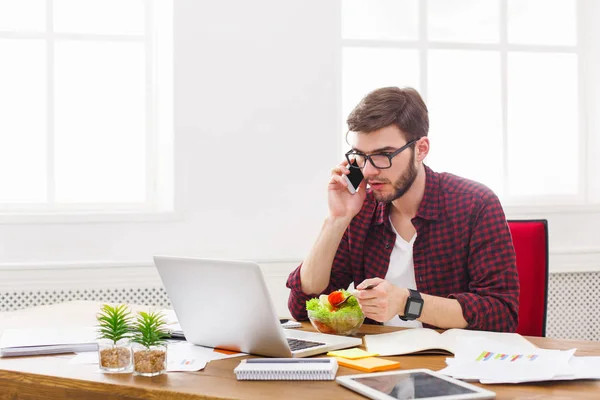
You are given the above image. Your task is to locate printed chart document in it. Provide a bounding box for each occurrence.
[364,328,537,356]
[0,327,98,357]
[550,356,600,381]
[438,336,584,384]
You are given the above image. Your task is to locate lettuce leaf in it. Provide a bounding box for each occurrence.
[305,289,364,333]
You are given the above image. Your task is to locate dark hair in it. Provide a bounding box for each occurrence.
[346,87,429,142]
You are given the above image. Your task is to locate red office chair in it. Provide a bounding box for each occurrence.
[508,219,549,337]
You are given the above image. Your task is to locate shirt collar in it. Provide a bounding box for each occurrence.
[416,164,441,221]
[373,164,441,225]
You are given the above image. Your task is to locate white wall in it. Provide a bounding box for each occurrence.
[0,0,340,265]
[1,0,600,314]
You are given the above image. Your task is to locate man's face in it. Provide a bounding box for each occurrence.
[352,125,418,203]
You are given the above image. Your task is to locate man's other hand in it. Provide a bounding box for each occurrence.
[355,278,409,322]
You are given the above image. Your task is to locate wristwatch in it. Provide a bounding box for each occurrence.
[399,289,424,321]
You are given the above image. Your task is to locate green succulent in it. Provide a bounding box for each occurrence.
[130,311,169,349]
[96,304,133,345]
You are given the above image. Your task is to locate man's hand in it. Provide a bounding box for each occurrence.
[296,160,367,297]
[355,278,409,322]
[328,160,367,220]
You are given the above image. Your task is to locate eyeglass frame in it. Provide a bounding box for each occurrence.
[345,139,419,170]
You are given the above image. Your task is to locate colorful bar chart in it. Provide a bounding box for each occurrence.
[476,351,538,362]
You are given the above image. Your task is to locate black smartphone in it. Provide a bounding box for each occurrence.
[343,160,364,194]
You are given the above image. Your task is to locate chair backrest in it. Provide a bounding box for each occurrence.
[507,219,549,337]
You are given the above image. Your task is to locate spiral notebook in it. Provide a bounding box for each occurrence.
[234,358,338,380]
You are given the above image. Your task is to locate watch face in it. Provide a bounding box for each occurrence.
[407,300,422,315]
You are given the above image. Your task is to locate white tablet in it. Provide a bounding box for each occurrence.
[336,369,495,400]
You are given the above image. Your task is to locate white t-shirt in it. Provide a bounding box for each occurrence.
[383,218,423,328]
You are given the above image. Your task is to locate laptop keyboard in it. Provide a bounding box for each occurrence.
[287,338,326,352]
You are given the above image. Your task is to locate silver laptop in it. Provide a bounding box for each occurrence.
[153,256,362,358]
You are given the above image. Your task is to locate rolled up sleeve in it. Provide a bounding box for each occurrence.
[286,230,354,321]
[448,195,520,332]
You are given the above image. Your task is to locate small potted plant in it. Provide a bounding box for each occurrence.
[131,310,169,376]
[96,304,133,372]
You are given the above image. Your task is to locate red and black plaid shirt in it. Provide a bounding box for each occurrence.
[286,165,519,332]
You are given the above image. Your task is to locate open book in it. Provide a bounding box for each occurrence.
[364,328,537,357]
[0,327,98,357]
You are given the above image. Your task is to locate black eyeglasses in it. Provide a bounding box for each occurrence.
[345,139,418,170]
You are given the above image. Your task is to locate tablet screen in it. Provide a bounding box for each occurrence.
[352,371,476,399]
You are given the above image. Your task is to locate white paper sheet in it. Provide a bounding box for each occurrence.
[73,341,246,373]
[0,327,99,356]
[439,337,577,384]
[478,356,600,383]
[69,352,100,365]
[161,309,178,324]
[1,327,98,348]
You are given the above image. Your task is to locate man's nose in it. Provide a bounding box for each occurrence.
[362,160,379,177]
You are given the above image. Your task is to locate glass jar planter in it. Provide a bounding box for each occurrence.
[98,339,132,372]
[132,344,167,377]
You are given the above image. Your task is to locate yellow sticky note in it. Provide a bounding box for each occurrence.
[336,357,401,372]
[327,348,379,359]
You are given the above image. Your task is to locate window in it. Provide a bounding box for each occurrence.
[0,0,173,216]
[341,0,589,207]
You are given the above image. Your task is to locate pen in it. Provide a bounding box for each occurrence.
[362,283,378,290]
[354,283,378,293]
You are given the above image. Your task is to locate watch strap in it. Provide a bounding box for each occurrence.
[399,289,423,321]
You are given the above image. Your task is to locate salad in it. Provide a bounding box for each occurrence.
[306,289,365,335]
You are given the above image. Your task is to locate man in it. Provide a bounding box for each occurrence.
[286,87,519,332]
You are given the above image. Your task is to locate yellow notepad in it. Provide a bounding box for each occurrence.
[335,357,401,372]
[327,348,378,359]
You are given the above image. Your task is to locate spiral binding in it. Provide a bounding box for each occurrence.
[234,360,338,380]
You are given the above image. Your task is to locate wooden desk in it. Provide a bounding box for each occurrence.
[1,302,600,399]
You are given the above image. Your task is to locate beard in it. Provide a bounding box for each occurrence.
[369,151,418,203]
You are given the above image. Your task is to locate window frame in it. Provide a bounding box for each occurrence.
[341,0,591,211]
[0,0,173,222]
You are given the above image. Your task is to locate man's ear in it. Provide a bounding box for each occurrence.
[415,137,430,162]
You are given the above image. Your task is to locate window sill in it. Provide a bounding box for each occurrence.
[0,210,179,225]
[504,204,600,216]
